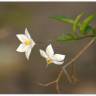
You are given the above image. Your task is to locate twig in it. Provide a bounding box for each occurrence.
[57,68,63,81]
[56,82,60,93]
[63,37,96,69]
[38,80,57,87]
[63,68,72,83]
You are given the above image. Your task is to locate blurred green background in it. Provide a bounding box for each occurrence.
[0,2,96,94]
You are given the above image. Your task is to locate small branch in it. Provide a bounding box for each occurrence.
[38,80,57,87]
[75,34,96,40]
[56,82,60,93]
[63,37,96,69]
[58,35,96,42]
[57,69,63,81]
[63,68,72,83]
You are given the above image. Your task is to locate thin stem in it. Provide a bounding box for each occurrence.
[75,34,96,40]
[59,35,96,42]
[57,68,72,83]
[38,80,56,87]
[57,69,63,81]
[63,37,96,69]
[63,68,72,83]
[56,82,60,93]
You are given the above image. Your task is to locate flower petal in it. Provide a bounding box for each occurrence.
[16,44,27,52]
[25,46,32,60]
[46,44,54,58]
[31,41,36,48]
[16,34,28,43]
[53,54,66,61]
[53,60,64,65]
[40,49,48,59]
[25,28,31,39]
[31,39,36,46]
[25,28,36,46]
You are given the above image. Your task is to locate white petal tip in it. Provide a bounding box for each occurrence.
[53,61,64,65]
[16,34,19,38]
[25,28,28,32]
[26,57,29,60]
[39,49,48,59]
[47,44,52,48]
[25,54,30,60]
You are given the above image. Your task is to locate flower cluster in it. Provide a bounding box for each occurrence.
[16,28,66,66]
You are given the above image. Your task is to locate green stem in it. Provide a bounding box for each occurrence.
[75,34,96,40]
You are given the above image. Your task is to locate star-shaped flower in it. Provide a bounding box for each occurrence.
[40,44,65,65]
[16,28,36,60]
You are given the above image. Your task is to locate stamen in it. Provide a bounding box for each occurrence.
[47,59,53,64]
[25,40,31,46]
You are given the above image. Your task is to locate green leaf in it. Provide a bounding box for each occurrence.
[57,33,78,42]
[73,13,83,32]
[50,16,74,24]
[80,14,95,34]
[84,25,93,33]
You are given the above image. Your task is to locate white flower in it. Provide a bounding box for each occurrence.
[16,28,36,60]
[40,44,66,65]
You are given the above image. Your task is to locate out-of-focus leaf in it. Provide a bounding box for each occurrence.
[57,33,78,42]
[58,33,96,42]
[84,25,94,33]
[50,16,74,24]
[80,14,95,34]
[73,13,83,32]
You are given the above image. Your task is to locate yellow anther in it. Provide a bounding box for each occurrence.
[47,59,53,64]
[25,40,31,46]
